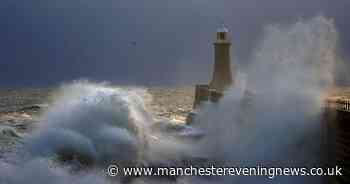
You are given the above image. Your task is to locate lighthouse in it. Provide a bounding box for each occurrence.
[209,26,233,92]
[192,26,234,108]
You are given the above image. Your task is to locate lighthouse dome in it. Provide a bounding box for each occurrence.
[217,25,229,33]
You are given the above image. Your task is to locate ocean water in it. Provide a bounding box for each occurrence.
[0,16,340,184]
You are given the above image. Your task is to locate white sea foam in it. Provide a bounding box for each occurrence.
[0,16,340,184]
[189,16,337,184]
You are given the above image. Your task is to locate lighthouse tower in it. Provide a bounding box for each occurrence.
[192,25,234,108]
[209,26,233,92]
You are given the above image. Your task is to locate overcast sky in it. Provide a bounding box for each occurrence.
[0,0,349,87]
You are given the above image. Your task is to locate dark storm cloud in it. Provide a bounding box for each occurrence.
[0,0,349,87]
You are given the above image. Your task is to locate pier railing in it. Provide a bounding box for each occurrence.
[326,97,350,112]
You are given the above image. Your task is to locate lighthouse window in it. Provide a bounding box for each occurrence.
[219,32,226,40]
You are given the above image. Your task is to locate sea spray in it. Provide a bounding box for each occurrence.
[0,16,341,184]
[189,16,338,184]
[0,158,109,184]
[0,81,192,184]
[0,82,152,183]
[25,82,152,167]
